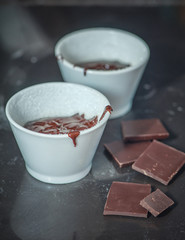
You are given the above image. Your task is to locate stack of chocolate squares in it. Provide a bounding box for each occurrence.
[104,118,185,218]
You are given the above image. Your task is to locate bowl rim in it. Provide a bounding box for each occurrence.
[5,82,111,139]
[55,27,150,75]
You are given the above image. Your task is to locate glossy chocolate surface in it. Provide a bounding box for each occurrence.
[99,105,113,121]
[132,140,185,185]
[140,189,174,217]
[24,114,98,146]
[103,181,151,218]
[122,118,169,142]
[75,60,131,76]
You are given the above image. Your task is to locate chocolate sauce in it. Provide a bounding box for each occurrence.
[99,105,113,121]
[56,55,64,61]
[24,105,112,147]
[24,114,98,147]
[75,60,131,76]
[68,131,80,147]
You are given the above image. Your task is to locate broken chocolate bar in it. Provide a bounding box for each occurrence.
[140,189,174,217]
[103,181,151,218]
[104,140,151,168]
[122,118,169,142]
[132,140,185,185]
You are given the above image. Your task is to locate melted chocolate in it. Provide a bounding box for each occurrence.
[75,60,131,76]
[24,114,98,147]
[99,105,113,121]
[68,131,80,147]
[56,55,64,61]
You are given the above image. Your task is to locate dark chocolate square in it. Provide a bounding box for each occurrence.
[103,181,151,218]
[104,140,151,168]
[132,140,185,185]
[140,189,174,217]
[122,118,169,142]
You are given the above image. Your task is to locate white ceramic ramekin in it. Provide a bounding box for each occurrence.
[55,28,150,119]
[6,82,111,184]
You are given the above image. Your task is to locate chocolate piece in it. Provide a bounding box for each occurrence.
[140,189,174,217]
[132,140,185,185]
[103,181,151,218]
[122,118,169,142]
[104,140,151,168]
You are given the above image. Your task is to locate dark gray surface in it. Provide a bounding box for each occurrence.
[0,5,185,240]
[4,0,185,6]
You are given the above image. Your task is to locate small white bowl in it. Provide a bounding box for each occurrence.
[5,82,111,184]
[55,28,150,119]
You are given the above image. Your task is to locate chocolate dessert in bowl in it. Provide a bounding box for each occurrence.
[5,82,111,184]
[55,28,150,119]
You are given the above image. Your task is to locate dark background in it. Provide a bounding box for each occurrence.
[0,3,185,240]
